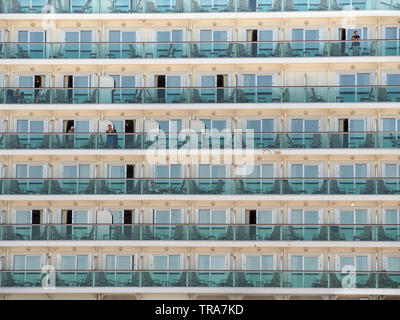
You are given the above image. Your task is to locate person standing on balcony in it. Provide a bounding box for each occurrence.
[67,126,75,148]
[351,31,360,56]
[13,89,22,103]
[106,124,117,148]
[35,85,46,103]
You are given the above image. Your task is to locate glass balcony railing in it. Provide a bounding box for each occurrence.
[0,40,399,59]
[1,86,400,104]
[1,178,400,195]
[1,224,399,241]
[0,132,400,149]
[1,0,399,13]
[0,271,399,288]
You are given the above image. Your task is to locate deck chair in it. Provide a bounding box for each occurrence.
[17,45,29,58]
[362,41,376,56]
[174,0,184,12]
[329,133,341,148]
[378,273,399,288]
[52,44,64,58]
[191,89,204,103]
[128,44,141,58]
[212,180,225,194]
[358,273,376,288]
[377,88,391,102]
[54,89,67,103]
[284,226,304,240]
[329,43,342,56]
[172,272,188,287]
[238,0,251,11]
[173,225,184,240]
[7,135,23,149]
[308,88,325,102]
[330,0,340,10]
[377,180,390,194]
[189,180,204,194]
[377,226,395,241]
[191,44,207,58]
[221,0,234,11]
[190,226,206,240]
[312,226,328,240]
[236,89,251,102]
[329,179,346,194]
[236,180,254,194]
[284,0,297,10]
[310,0,328,10]
[310,133,322,148]
[191,0,207,11]
[270,0,282,11]
[329,273,342,288]
[188,272,207,286]
[218,226,233,240]
[311,273,328,287]
[285,43,300,57]
[11,0,22,12]
[361,180,376,194]
[95,272,110,286]
[9,180,22,194]
[269,42,281,57]
[359,134,375,148]
[220,43,234,57]
[360,87,375,102]
[281,87,290,102]
[265,226,281,240]
[312,179,328,194]
[265,272,281,287]
[314,42,328,56]
[219,272,234,287]
[285,134,304,148]
[74,0,92,13]
[237,43,251,57]
[357,226,373,241]
[84,89,98,103]
[83,180,96,194]
[172,180,187,194]
[235,272,253,287]
[330,226,345,240]
[55,0,69,12]
[159,43,173,58]
[145,0,159,12]
[50,180,64,194]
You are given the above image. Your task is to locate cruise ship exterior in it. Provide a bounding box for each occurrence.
[0,0,399,300]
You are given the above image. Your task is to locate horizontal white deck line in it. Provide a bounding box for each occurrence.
[0,102,398,111]
[0,10,399,20]
[1,56,399,65]
[1,287,399,295]
[0,195,398,201]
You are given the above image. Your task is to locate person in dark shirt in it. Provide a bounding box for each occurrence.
[351,31,360,56]
[106,124,117,148]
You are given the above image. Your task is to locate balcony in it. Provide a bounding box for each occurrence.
[1,178,400,195]
[0,132,400,149]
[0,40,399,59]
[1,224,399,241]
[0,0,398,14]
[0,271,399,288]
[2,86,400,104]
